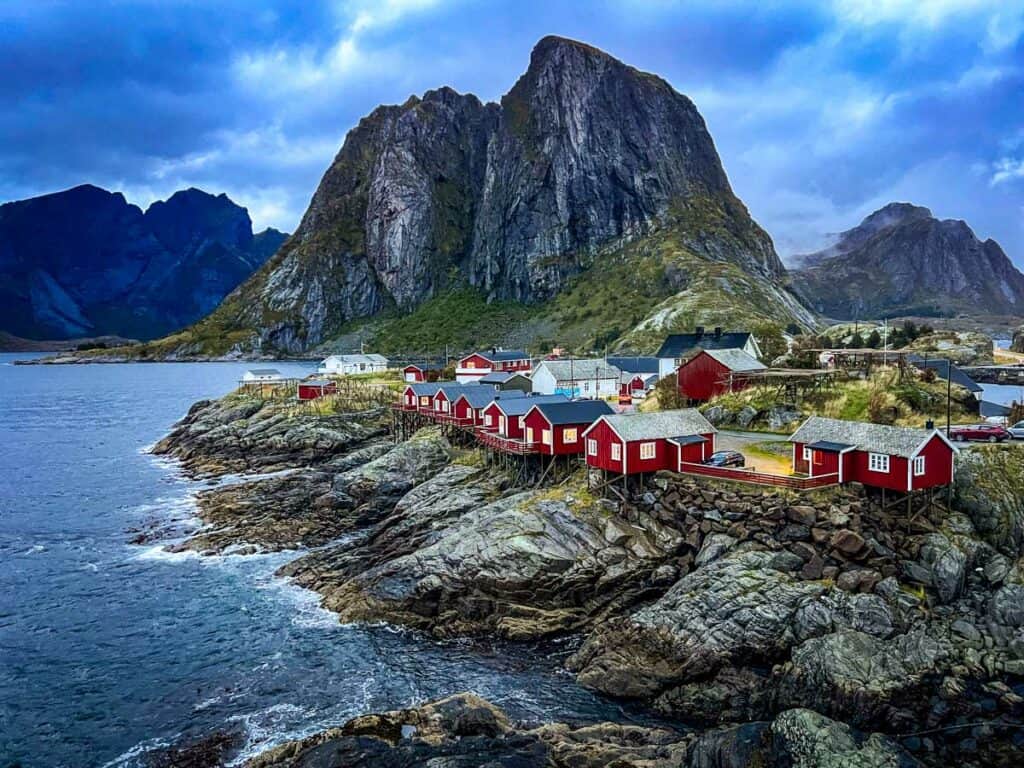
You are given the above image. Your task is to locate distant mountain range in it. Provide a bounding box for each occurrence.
[0,184,287,341]
[791,203,1024,320]
[141,35,814,358]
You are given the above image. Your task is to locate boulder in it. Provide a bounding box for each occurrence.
[767,406,803,430]
[770,708,920,768]
[917,533,968,604]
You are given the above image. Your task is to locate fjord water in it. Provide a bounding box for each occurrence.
[0,356,620,767]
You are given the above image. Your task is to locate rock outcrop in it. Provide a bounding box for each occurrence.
[0,184,285,340]
[792,202,1024,319]
[163,35,812,356]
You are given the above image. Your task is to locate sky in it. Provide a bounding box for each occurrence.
[2,0,1023,265]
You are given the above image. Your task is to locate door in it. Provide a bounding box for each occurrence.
[498,415,506,435]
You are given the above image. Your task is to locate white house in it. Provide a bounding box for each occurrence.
[242,368,283,383]
[318,353,389,375]
[655,328,762,377]
[531,359,621,398]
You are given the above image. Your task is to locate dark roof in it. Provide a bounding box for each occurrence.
[667,434,708,446]
[478,371,531,384]
[907,355,983,393]
[458,388,526,408]
[435,383,481,399]
[656,332,753,358]
[247,368,282,376]
[606,356,660,374]
[406,380,460,396]
[806,440,855,452]
[468,349,529,362]
[529,399,615,425]
[492,394,568,416]
[980,400,1010,418]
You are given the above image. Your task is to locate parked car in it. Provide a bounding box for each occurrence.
[704,450,745,468]
[949,424,1012,443]
[1008,421,1024,440]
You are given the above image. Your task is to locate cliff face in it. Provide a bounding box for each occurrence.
[189,36,807,355]
[0,185,285,340]
[792,203,1024,320]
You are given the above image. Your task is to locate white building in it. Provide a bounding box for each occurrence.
[242,368,284,382]
[318,353,389,375]
[531,359,622,398]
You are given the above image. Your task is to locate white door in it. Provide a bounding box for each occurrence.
[498,415,506,435]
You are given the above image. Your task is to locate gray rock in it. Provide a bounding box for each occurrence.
[695,533,737,567]
[770,708,919,768]
[736,405,759,429]
[990,585,1024,628]
[767,406,803,430]
[917,533,968,604]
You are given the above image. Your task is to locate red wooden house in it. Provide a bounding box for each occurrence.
[399,382,449,412]
[789,417,958,490]
[430,384,480,419]
[297,379,338,400]
[479,395,568,438]
[451,388,526,427]
[456,349,531,383]
[522,400,615,455]
[583,409,717,475]
[676,348,766,403]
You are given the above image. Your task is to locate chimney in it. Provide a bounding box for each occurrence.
[925,419,935,430]
[695,326,705,339]
[714,326,723,339]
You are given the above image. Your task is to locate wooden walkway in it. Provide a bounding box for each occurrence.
[677,461,839,490]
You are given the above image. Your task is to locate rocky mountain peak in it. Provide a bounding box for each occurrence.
[792,202,1024,319]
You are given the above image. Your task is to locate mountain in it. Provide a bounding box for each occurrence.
[161,36,813,357]
[0,185,287,340]
[791,203,1024,320]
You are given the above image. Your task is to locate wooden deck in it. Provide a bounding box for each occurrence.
[477,430,539,454]
[677,462,839,490]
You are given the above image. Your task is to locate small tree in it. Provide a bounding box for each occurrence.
[751,321,787,363]
[866,330,882,348]
[653,374,686,410]
[785,322,803,336]
[850,331,866,349]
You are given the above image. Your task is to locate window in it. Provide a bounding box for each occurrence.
[526,427,535,444]
[486,414,493,426]
[814,451,824,466]
[868,453,890,473]
[542,429,552,445]
[419,396,429,406]
[587,439,598,456]
[913,456,926,476]
[465,360,476,369]
[564,428,578,443]
[640,442,657,460]
[441,400,449,412]
[802,446,811,461]
[611,443,622,461]
[583,381,590,392]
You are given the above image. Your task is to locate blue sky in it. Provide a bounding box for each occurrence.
[2,0,1022,264]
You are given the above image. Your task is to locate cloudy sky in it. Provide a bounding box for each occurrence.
[2,0,1022,264]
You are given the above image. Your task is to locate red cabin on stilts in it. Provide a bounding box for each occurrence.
[583,409,717,475]
[522,400,615,455]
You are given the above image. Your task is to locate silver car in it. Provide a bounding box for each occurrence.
[1009,421,1024,440]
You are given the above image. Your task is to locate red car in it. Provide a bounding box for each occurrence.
[949,424,1012,443]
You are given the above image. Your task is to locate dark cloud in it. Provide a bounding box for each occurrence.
[1,0,1021,264]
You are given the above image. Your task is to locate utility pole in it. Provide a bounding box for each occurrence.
[946,363,952,435]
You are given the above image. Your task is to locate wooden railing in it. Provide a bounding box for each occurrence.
[677,462,839,490]
[477,431,539,454]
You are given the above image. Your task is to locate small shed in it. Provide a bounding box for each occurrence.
[298,379,338,401]
[242,368,283,383]
[523,400,615,455]
[676,348,766,402]
[478,370,533,392]
[583,409,717,475]
[789,416,958,490]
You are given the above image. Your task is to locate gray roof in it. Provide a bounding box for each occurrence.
[457,388,526,408]
[790,416,940,458]
[478,371,531,384]
[657,332,753,358]
[493,394,569,416]
[589,409,716,442]
[702,348,766,372]
[247,368,282,376]
[303,378,334,386]
[406,380,461,396]
[435,383,482,399]
[606,356,660,374]
[323,353,388,365]
[536,359,622,381]
[528,400,615,425]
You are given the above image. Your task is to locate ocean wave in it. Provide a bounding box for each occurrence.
[101,734,174,768]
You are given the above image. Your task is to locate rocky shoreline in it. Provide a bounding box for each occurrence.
[148,391,1024,766]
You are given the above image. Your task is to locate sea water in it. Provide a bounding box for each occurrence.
[0,356,623,767]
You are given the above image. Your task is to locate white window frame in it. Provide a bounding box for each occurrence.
[611,443,622,461]
[868,453,890,473]
[542,429,552,446]
[563,428,578,444]
[485,413,493,426]
[526,427,535,444]
[913,455,926,476]
[802,446,812,461]
[639,441,657,460]
[419,396,430,406]
[587,439,598,456]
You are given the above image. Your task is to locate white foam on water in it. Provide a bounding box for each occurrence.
[134,543,202,562]
[101,734,174,768]
[24,544,45,554]
[224,702,317,766]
